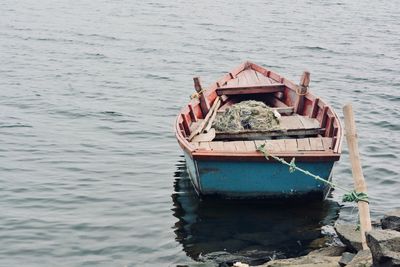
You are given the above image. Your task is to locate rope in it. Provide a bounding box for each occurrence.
[343,191,369,203]
[257,144,369,204]
[296,86,308,96]
[190,89,207,99]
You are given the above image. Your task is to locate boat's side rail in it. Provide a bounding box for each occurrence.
[175,62,343,155]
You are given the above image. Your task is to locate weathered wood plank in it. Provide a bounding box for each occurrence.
[216,84,285,96]
[310,98,319,118]
[217,106,293,116]
[309,137,325,151]
[267,140,282,152]
[268,71,281,82]
[190,120,203,133]
[284,139,298,152]
[244,140,257,151]
[294,71,310,114]
[242,69,260,85]
[198,142,211,150]
[191,128,215,142]
[188,97,221,141]
[325,116,334,137]
[209,141,224,151]
[188,104,197,122]
[297,138,311,151]
[322,138,333,150]
[267,97,288,108]
[214,129,323,140]
[226,77,239,87]
[181,114,190,136]
[273,107,294,115]
[232,141,247,152]
[223,142,237,152]
[296,115,320,129]
[321,106,329,128]
[263,141,277,152]
[193,77,210,116]
[215,115,322,141]
[254,70,272,84]
[280,116,304,130]
[254,140,266,149]
[236,71,248,86]
[275,139,286,151]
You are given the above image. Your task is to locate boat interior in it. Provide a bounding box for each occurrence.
[176,62,343,155]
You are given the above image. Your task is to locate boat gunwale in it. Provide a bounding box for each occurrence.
[175,61,344,160]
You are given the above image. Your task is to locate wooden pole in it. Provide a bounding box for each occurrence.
[193,77,210,117]
[343,103,372,250]
[294,71,310,114]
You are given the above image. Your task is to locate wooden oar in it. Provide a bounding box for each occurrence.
[192,128,216,142]
[188,97,221,141]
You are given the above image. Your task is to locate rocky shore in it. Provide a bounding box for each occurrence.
[234,209,400,267]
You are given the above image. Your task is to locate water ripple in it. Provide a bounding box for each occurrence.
[0,0,399,266]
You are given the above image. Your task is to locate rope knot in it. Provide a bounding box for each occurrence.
[342,191,369,203]
[190,89,207,99]
[289,158,296,173]
[258,144,269,159]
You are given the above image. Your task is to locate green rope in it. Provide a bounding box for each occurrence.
[343,191,369,203]
[257,144,369,204]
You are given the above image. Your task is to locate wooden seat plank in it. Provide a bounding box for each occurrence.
[232,141,247,152]
[322,138,333,151]
[209,141,224,151]
[266,140,282,152]
[244,140,257,151]
[284,139,298,152]
[264,141,276,152]
[297,138,311,151]
[216,84,285,96]
[280,116,304,130]
[297,115,321,129]
[309,137,325,151]
[274,139,286,151]
[223,142,237,152]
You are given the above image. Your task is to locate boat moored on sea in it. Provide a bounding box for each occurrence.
[175,61,343,198]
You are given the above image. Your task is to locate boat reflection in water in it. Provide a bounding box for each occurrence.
[172,159,341,265]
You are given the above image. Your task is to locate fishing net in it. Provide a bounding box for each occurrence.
[212,100,280,132]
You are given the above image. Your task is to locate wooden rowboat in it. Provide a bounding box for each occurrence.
[175,61,343,198]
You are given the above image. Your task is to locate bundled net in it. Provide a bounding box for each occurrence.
[212,100,280,132]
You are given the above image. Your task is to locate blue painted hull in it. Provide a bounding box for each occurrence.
[184,152,334,198]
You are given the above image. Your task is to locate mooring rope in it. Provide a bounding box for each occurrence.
[190,89,207,99]
[257,144,369,203]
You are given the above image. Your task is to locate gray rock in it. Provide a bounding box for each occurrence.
[198,251,252,265]
[346,249,372,267]
[309,237,329,249]
[255,246,345,266]
[322,225,346,247]
[256,254,341,266]
[338,252,355,266]
[366,229,400,266]
[381,209,400,232]
[308,246,346,257]
[335,224,363,252]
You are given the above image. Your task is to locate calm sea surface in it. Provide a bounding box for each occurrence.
[1,0,399,266]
